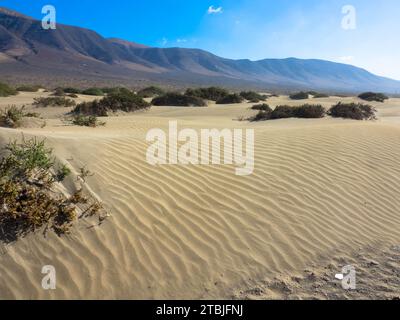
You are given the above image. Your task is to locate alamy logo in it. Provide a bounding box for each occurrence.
[341,5,357,30]
[335,265,356,290]
[41,265,56,290]
[42,5,57,30]
[146,121,254,176]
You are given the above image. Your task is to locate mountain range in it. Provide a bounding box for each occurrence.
[1,7,399,93]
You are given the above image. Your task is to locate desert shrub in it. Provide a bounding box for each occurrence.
[101,87,131,95]
[152,92,207,107]
[33,97,76,108]
[271,105,296,119]
[137,86,165,98]
[240,91,268,102]
[63,87,81,94]
[289,91,309,100]
[294,104,326,118]
[312,93,329,98]
[216,93,244,104]
[185,87,229,101]
[16,85,41,92]
[73,90,150,116]
[328,102,377,120]
[251,103,272,111]
[0,137,107,242]
[0,106,39,128]
[250,110,272,122]
[67,93,79,98]
[358,92,388,102]
[0,82,18,97]
[71,115,106,127]
[51,88,66,96]
[82,88,104,96]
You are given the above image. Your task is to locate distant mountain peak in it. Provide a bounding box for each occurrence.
[0,6,33,19]
[0,7,399,93]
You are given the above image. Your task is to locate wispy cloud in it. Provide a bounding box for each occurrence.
[176,38,187,43]
[207,6,223,14]
[159,37,168,47]
[338,56,355,63]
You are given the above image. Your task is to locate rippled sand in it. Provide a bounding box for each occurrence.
[1,93,400,299]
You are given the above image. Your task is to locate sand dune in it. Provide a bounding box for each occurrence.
[1,94,400,299]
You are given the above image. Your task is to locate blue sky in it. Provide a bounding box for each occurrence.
[3,0,400,79]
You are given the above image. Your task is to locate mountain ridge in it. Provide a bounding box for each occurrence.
[1,6,399,93]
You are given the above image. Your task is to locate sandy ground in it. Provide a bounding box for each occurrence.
[0,92,400,299]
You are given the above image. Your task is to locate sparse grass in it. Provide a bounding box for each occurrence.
[328,102,377,120]
[185,87,229,101]
[240,91,268,102]
[33,97,76,108]
[0,106,39,128]
[16,85,42,92]
[82,88,104,96]
[289,91,309,100]
[0,137,107,242]
[0,82,18,97]
[358,92,388,103]
[73,90,150,116]
[71,115,106,127]
[152,92,207,107]
[216,93,244,104]
[137,86,165,98]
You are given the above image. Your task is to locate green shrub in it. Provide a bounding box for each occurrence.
[240,91,268,102]
[294,104,326,118]
[137,86,165,98]
[216,93,244,104]
[16,85,41,92]
[328,102,377,120]
[0,137,106,242]
[73,90,150,116]
[82,88,104,96]
[251,103,272,111]
[71,115,106,127]
[63,87,81,94]
[289,91,309,100]
[358,92,388,102]
[250,110,272,122]
[0,82,18,97]
[33,97,76,108]
[152,92,207,107]
[185,87,229,101]
[312,93,329,98]
[52,88,65,96]
[270,105,296,119]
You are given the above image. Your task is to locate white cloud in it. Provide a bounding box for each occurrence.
[177,38,187,43]
[338,56,355,63]
[160,37,168,46]
[208,6,223,14]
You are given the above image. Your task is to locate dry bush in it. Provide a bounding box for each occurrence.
[328,102,377,120]
[0,137,107,242]
[33,97,76,108]
[152,92,207,107]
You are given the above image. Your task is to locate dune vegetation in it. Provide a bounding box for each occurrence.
[0,82,18,97]
[0,137,107,242]
[185,87,229,101]
[358,92,389,103]
[152,92,207,107]
[328,102,377,120]
[73,90,150,116]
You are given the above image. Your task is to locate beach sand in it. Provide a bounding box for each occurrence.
[1,93,400,299]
